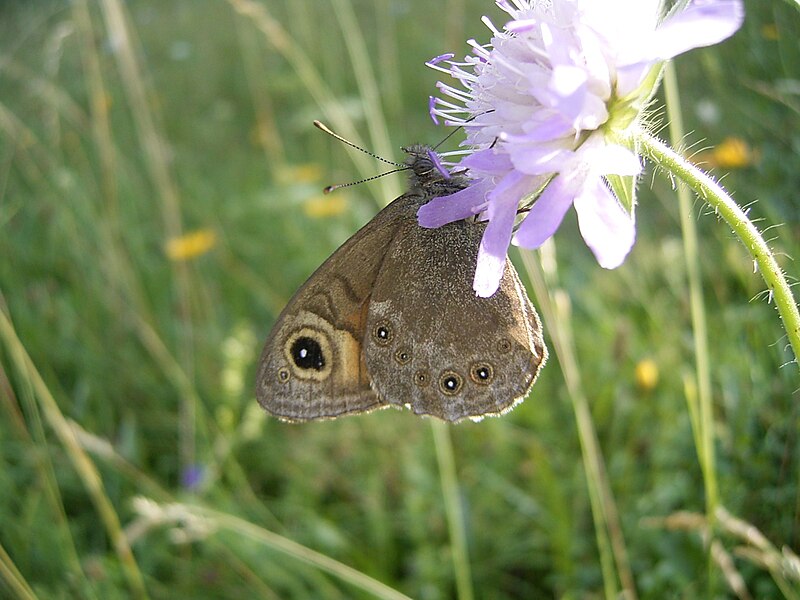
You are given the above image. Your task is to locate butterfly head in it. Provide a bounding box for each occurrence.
[402,145,470,199]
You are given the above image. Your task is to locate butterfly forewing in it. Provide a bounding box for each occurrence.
[255,197,410,421]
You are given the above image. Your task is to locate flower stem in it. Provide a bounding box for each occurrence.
[636,131,800,370]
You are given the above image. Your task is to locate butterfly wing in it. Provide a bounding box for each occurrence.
[363,212,547,422]
[256,196,413,421]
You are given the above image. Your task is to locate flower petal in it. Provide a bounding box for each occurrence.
[427,149,451,179]
[426,53,455,66]
[417,179,491,228]
[461,148,512,175]
[573,176,636,269]
[474,172,527,297]
[521,115,574,143]
[615,62,653,98]
[647,0,745,62]
[513,174,575,249]
[581,142,642,177]
[428,96,439,124]
[548,64,609,130]
[507,142,572,176]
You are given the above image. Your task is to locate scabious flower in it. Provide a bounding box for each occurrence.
[419,0,744,297]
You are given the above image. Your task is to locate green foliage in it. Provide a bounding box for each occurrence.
[0,0,798,598]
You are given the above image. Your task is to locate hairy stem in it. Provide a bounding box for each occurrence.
[636,131,800,371]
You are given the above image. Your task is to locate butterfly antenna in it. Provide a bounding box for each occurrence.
[322,168,408,194]
[313,120,404,167]
[430,109,495,151]
[431,124,464,151]
[314,120,413,193]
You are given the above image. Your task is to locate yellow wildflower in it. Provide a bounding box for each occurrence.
[274,163,322,186]
[303,194,348,218]
[697,137,755,169]
[635,358,659,393]
[165,229,217,261]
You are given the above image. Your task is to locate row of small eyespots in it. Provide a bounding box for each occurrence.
[372,321,513,356]
[411,363,495,395]
[372,320,506,396]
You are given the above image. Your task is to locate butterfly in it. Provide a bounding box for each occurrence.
[256,136,546,422]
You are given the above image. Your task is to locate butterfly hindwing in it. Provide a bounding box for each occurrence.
[363,213,547,422]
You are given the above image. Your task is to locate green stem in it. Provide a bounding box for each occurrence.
[0,539,38,600]
[636,131,800,371]
[182,505,413,600]
[520,252,635,600]
[431,421,475,600]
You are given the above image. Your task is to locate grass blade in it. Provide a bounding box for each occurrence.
[0,539,38,600]
[131,498,413,600]
[431,420,475,600]
[662,62,720,589]
[0,308,149,600]
[520,249,636,599]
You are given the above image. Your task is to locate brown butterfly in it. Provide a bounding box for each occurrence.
[256,136,546,422]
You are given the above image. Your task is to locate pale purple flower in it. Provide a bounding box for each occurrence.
[419,0,744,297]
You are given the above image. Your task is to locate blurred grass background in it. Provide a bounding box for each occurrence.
[1,0,799,598]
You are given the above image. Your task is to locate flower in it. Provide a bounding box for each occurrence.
[635,358,659,392]
[165,228,217,261]
[303,193,349,218]
[419,0,744,297]
[180,464,206,490]
[696,136,756,169]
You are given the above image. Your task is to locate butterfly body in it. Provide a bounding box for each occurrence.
[256,146,546,422]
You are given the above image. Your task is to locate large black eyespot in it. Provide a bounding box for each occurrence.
[470,362,494,385]
[439,370,463,396]
[372,322,393,346]
[283,327,333,381]
[290,336,326,371]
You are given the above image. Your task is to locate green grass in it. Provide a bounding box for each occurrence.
[1,0,799,598]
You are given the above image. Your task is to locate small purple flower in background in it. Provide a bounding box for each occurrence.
[181,464,206,491]
[419,0,744,297]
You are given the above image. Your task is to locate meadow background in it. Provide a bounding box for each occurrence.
[1,0,799,598]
